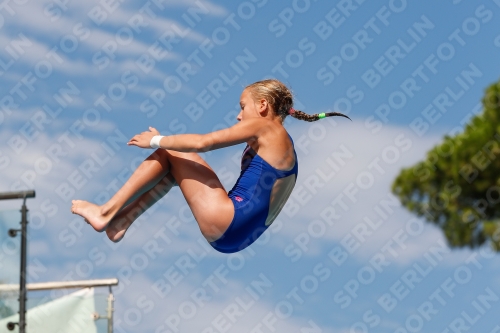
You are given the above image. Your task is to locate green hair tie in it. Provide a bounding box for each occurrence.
[318,113,326,119]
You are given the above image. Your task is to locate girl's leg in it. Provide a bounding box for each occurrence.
[105,173,176,242]
[101,149,234,242]
[71,149,170,232]
[73,148,234,242]
[161,149,234,242]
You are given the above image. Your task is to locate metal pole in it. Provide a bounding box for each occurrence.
[0,278,119,292]
[107,287,114,333]
[0,190,35,200]
[1,190,35,332]
[19,196,28,333]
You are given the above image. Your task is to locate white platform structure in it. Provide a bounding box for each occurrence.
[0,278,118,333]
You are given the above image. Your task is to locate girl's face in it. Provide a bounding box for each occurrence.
[237,89,267,121]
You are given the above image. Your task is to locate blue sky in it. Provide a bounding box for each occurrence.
[1,0,500,332]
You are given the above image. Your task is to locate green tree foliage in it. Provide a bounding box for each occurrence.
[392,80,500,250]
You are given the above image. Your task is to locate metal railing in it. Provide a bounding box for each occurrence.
[0,279,119,333]
[0,190,35,333]
[1,191,118,333]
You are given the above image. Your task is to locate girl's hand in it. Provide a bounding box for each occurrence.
[128,127,160,148]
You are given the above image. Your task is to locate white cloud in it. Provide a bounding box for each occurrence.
[155,0,228,16]
[0,2,212,81]
[0,0,225,53]
[1,0,227,39]
[99,5,213,45]
[111,268,342,333]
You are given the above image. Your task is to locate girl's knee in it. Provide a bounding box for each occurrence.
[151,148,168,159]
[166,150,198,160]
[148,149,170,168]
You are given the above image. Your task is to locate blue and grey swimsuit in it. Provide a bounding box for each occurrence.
[210,135,298,253]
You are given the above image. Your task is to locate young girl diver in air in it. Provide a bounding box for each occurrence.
[71,79,350,253]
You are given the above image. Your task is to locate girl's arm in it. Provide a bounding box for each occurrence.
[128,118,270,152]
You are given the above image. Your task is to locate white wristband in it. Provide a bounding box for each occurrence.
[150,135,164,149]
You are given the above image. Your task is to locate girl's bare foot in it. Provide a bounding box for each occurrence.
[71,200,113,232]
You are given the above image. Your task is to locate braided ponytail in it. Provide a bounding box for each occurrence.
[246,79,351,122]
[288,108,351,122]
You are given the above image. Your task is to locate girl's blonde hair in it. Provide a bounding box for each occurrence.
[246,79,351,122]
